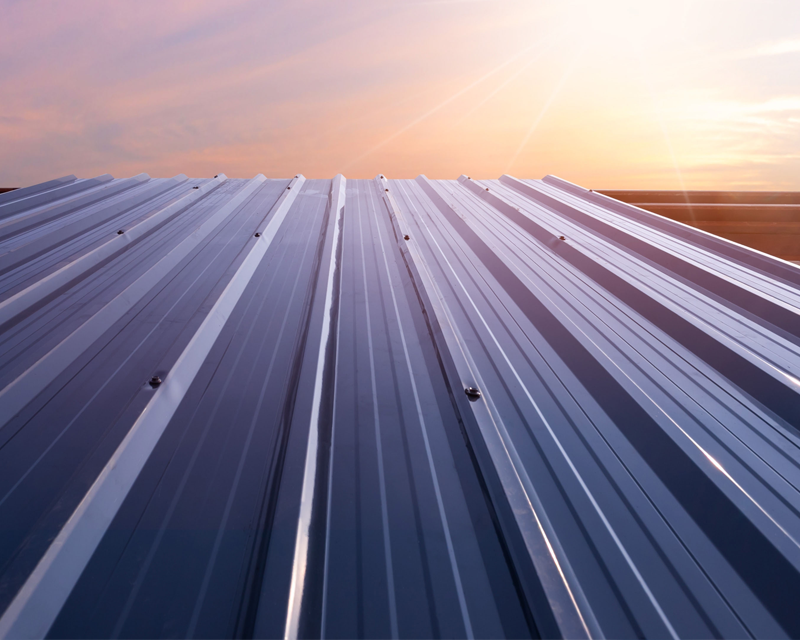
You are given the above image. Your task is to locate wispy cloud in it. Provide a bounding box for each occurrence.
[343,41,550,169]
[655,92,800,188]
[2,0,800,188]
[730,38,800,59]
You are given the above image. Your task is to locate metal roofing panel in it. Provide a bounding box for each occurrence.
[0,172,799,638]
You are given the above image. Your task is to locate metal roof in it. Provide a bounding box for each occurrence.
[0,172,799,639]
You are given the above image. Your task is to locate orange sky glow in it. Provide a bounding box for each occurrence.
[2,0,800,189]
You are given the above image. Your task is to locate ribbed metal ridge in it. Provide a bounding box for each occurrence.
[0,172,798,639]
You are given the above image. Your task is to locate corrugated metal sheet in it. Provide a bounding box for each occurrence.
[0,172,799,639]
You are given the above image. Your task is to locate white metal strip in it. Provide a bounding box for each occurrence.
[0,175,77,207]
[0,175,306,640]
[0,174,114,219]
[0,174,221,327]
[371,177,474,638]
[284,174,346,640]
[387,176,598,639]
[0,174,187,275]
[0,175,148,243]
[0,174,246,429]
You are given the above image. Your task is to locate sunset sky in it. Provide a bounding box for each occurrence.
[2,0,800,189]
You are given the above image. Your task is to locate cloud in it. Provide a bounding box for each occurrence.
[731,38,800,59]
[3,0,800,188]
[654,92,800,188]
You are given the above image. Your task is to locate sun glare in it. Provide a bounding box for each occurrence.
[2,0,799,187]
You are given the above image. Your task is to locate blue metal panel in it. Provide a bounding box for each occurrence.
[0,172,799,639]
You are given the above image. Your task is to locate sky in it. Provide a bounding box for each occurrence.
[2,0,800,189]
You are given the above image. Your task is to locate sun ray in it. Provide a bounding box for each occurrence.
[635,42,696,223]
[344,42,550,170]
[449,53,545,130]
[506,47,584,172]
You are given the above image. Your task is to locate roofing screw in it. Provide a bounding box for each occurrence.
[149,376,162,388]
[485,187,489,191]
[465,386,482,401]
[193,186,199,189]
[559,235,566,241]
[385,188,389,192]
[214,174,219,178]
[117,230,124,235]
[403,234,410,240]
[255,232,261,237]
[287,186,291,190]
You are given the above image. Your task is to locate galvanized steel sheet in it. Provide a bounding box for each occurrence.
[0,172,799,639]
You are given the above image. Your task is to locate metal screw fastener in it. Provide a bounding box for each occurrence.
[149,376,162,388]
[385,188,389,192]
[214,174,218,178]
[287,186,291,190]
[403,235,410,240]
[117,230,124,235]
[255,232,261,237]
[465,386,482,401]
[559,235,566,241]
[485,187,489,191]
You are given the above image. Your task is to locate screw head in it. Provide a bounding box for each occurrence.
[287,186,291,190]
[465,387,481,400]
[149,376,162,388]
[255,232,261,237]
[485,187,489,191]
[117,230,124,235]
[385,188,389,192]
[193,186,199,189]
[403,234,410,240]
[559,235,566,241]
[214,174,219,178]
